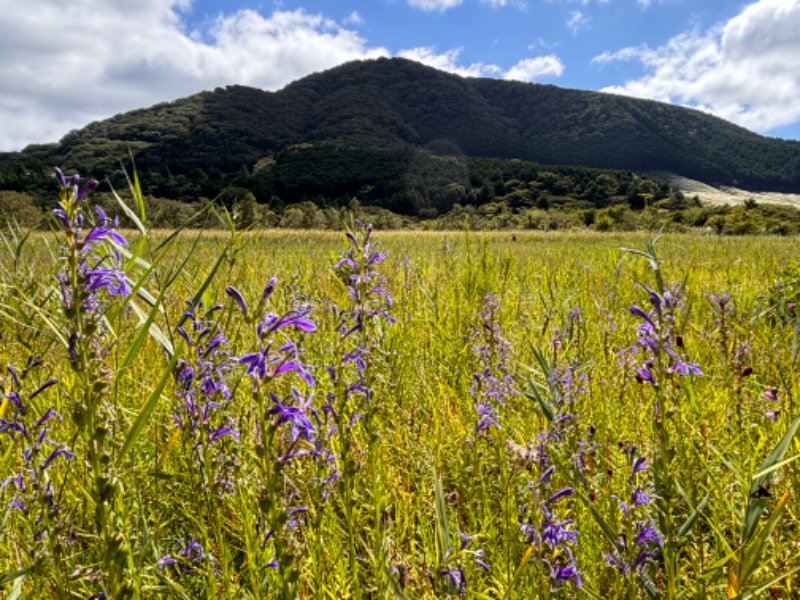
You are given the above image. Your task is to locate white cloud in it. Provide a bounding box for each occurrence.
[0,0,570,152]
[398,47,502,77]
[529,37,560,50]
[399,46,564,82]
[504,55,565,81]
[0,2,388,151]
[593,0,800,134]
[406,0,463,12]
[481,0,527,7]
[343,11,364,26]
[567,10,591,34]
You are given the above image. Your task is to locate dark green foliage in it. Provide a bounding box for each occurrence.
[3,57,800,215]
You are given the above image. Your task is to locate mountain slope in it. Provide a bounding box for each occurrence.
[2,57,799,195]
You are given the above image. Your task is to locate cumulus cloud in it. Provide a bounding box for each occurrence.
[0,0,568,152]
[0,1,388,151]
[399,46,564,82]
[504,56,565,80]
[593,0,800,134]
[406,0,463,11]
[398,47,502,77]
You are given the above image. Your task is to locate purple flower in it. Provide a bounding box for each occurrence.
[635,367,655,384]
[547,560,582,588]
[545,487,575,505]
[631,486,652,507]
[538,465,556,485]
[84,207,127,247]
[29,379,58,400]
[42,446,75,469]
[476,402,501,432]
[225,286,248,317]
[631,456,648,476]
[438,566,465,596]
[181,535,205,563]
[540,506,579,547]
[268,393,316,443]
[457,529,474,551]
[209,426,239,442]
[635,521,663,547]
[762,388,779,402]
[629,306,655,327]
[669,361,703,376]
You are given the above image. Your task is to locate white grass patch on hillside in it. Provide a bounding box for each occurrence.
[648,172,800,207]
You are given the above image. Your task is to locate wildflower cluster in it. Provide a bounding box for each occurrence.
[604,444,663,581]
[53,169,130,364]
[157,535,219,584]
[430,530,489,597]
[628,287,701,388]
[470,293,517,435]
[512,347,590,589]
[326,222,395,448]
[174,301,238,495]
[1,362,73,576]
[51,168,137,597]
[519,472,582,589]
[229,279,320,593]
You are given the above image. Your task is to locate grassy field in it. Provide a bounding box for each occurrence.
[1,187,799,598]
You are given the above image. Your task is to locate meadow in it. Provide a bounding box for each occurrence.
[0,172,798,598]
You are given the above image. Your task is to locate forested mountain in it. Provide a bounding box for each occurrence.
[2,57,799,210]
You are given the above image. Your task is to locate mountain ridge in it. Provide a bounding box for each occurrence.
[2,57,799,197]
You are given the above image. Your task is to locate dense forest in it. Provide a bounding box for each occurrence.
[4,147,800,235]
[3,58,800,191]
[1,57,799,230]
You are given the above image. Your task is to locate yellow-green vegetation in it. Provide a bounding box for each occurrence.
[1,185,799,598]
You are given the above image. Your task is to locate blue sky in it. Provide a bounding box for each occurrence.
[1,0,799,152]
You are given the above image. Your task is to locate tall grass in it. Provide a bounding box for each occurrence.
[0,175,798,598]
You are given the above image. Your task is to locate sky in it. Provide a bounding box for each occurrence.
[1,0,799,152]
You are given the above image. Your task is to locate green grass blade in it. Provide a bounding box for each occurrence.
[678,492,711,540]
[730,565,800,600]
[117,342,184,463]
[432,467,452,562]
[499,544,536,600]
[0,568,31,586]
[109,178,147,236]
[176,235,233,329]
[740,490,790,585]
[742,416,800,543]
[751,453,800,479]
[125,298,174,361]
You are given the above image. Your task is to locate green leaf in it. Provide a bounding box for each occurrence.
[126,298,174,362]
[521,373,554,423]
[176,235,233,329]
[432,467,452,562]
[0,568,31,585]
[729,565,800,600]
[740,491,790,586]
[751,453,800,480]
[117,342,184,463]
[677,492,711,540]
[7,572,24,600]
[742,416,800,544]
[109,178,147,236]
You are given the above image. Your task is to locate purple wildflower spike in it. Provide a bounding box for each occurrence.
[225,286,248,317]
